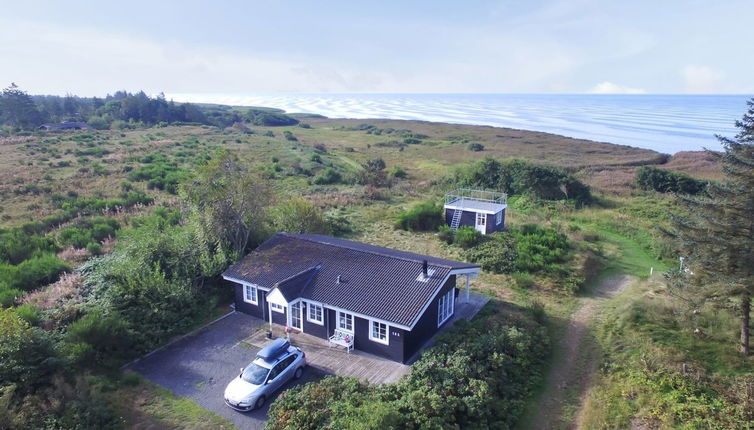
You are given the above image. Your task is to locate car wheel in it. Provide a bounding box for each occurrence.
[294,367,303,379]
[254,395,266,410]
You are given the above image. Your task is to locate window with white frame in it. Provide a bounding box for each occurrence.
[270,302,284,313]
[337,311,353,333]
[495,211,503,225]
[307,302,324,325]
[476,212,486,226]
[437,289,454,327]
[243,284,258,304]
[369,320,388,345]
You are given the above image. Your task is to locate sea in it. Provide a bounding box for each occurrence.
[170,93,752,154]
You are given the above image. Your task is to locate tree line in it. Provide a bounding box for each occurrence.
[0,83,299,131]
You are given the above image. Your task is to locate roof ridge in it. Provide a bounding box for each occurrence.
[278,233,456,269]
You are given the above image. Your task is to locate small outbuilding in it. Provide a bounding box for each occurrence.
[444,188,507,235]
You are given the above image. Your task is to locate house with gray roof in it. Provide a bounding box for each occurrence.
[222,233,480,363]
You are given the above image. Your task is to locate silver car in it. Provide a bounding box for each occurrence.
[224,338,307,411]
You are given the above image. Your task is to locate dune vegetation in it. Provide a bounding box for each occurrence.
[0,85,751,429]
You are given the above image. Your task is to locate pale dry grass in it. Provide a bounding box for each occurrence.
[57,247,92,264]
[22,272,84,310]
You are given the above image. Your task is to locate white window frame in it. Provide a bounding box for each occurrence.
[476,212,486,226]
[307,302,324,325]
[243,284,258,305]
[270,302,285,313]
[437,289,455,327]
[336,311,354,334]
[369,320,389,345]
[495,211,503,225]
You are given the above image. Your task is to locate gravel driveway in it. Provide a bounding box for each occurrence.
[129,312,324,430]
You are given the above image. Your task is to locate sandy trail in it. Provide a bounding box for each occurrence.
[524,275,634,430]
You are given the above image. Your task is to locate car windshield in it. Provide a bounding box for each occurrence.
[241,363,269,385]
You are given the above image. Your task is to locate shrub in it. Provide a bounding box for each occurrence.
[454,158,592,205]
[0,308,60,391]
[283,131,298,141]
[0,282,24,307]
[64,308,132,369]
[270,198,330,234]
[0,254,69,291]
[267,303,549,429]
[511,272,535,289]
[86,242,102,256]
[468,142,485,151]
[390,166,407,179]
[465,233,518,273]
[512,224,570,273]
[635,166,708,194]
[0,228,57,265]
[437,225,454,244]
[455,226,482,249]
[312,168,342,185]
[395,201,443,231]
[14,303,40,325]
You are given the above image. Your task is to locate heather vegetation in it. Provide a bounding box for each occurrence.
[0,88,751,429]
[267,302,548,430]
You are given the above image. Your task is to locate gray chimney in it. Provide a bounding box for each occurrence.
[336,275,342,284]
[422,260,428,279]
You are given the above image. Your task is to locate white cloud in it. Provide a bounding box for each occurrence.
[588,81,646,94]
[682,65,726,94]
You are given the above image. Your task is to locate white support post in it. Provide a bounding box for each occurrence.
[465,275,470,303]
[268,300,273,334]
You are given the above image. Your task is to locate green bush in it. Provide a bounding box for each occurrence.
[64,308,132,369]
[0,308,60,391]
[437,225,454,244]
[0,282,24,307]
[270,198,330,234]
[312,168,341,185]
[468,142,485,151]
[395,202,443,231]
[267,304,549,429]
[454,158,592,205]
[454,226,482,249]
[511,272,535,289]
[129,160,190,194]
[0,228,57,265]
[390,166,407,179]
[465,233,518,273]
[14,304,40,326]
[512,224,570,273]
[0,254,69,291]
[635,166,708,195]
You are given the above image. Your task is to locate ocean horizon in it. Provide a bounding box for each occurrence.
[168,93,751,154]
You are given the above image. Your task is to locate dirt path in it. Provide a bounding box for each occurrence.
[522,275,634,430]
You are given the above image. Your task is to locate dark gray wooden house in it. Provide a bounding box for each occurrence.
[222,233,480,363]
[38,121,90,131]
[444,188,507,235]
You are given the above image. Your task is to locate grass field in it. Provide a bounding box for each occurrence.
[1,117,749,429]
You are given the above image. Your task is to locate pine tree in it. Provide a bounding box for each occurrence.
[671,98,754,355]
[0,83,41,129]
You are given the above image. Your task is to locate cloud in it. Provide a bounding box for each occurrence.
[682,65,726,93]
[588,81,646,94]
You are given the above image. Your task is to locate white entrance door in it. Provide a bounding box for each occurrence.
[290,302,302,331]
[475,212,486,234]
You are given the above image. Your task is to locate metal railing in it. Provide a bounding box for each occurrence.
[444,188,507,205]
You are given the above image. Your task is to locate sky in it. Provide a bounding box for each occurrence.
[2,0,752,97]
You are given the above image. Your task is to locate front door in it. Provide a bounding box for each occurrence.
[475,212,486,234]
[290,302,302,331]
